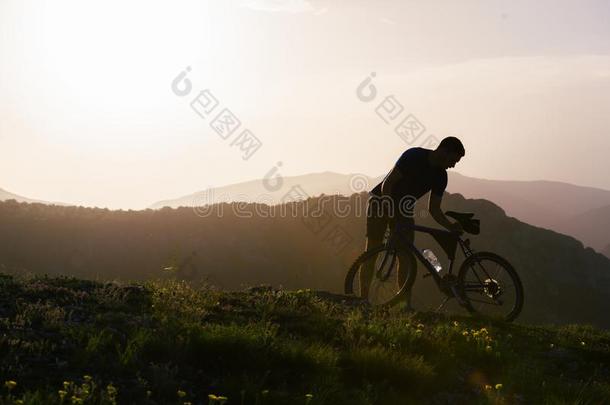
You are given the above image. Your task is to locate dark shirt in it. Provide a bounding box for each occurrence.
[370,147,447,202]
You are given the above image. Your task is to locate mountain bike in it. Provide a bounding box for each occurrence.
[344,211,524,322]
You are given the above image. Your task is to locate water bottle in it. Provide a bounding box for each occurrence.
[422,249,442,273]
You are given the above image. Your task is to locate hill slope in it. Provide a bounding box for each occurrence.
[0,274,609,404]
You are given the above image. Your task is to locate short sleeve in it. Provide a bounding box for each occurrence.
[431,171,448,197]
[395,148,419,175]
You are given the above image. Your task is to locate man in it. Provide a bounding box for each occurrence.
[361,136,466,303]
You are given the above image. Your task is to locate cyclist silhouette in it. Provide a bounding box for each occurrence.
[361,137,466,306]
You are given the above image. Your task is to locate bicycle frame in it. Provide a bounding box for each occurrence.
[384,221,475,289]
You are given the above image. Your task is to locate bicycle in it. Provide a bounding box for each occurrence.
[344,211,524,322]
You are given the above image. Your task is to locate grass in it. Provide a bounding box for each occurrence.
[0,273,609,404]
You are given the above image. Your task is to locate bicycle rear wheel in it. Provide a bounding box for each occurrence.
[457,252,524,322]
[344,245,416,307]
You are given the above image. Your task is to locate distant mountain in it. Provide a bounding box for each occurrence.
[149,171,383,209]
[0,188,69,206]
[555,204,610,254]
[150,172,610,257]
[0,188,48,204]
[445,172,610,231]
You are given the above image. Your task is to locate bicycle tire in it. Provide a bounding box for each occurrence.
[457,251,524,322]
[344,245,417,307]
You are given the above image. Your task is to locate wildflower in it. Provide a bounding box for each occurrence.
[462,331,469,336]
[581,341,586,346]
[416,323,425,329]
[146,390,152,397]
[484,384,492,391]
[106,384,118,397]
[485,345,493,352]
[480,328,488,335]
[209,394,218,401]
[5,380,17,391]
[495,383,503,390]
[177,390,186,398]
[549,343,554,349]
[63,381,71,390]
[261,390,269,396]
[15,400,23,405]
[71,396,83,404]
[415,329,422,334]
[59,390,68,400]
[305,393,314,404]
[453,321,459,327]
[83,375,92,382]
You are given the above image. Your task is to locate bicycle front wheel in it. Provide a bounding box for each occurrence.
[344,245,416,307]
[458,251,524,322]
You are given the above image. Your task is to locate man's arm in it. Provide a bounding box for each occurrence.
[380,166,403,197]
[428,192,462,232]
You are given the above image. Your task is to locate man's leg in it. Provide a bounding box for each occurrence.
[395,216,416,310]
[360,198,387,298]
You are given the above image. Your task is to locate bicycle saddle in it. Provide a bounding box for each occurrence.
[445,211,480,235]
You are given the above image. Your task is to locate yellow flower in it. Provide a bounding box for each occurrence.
[549,343,555,348]
[480,328,488,335]
[177,390,186,398]
[581,341,586,346]
[83,375,92,382]
[59,390,68,399]
[106,384,118,396]
[416,323,425,329]
[462,331,469,336]
[485,345,493,352]
[14,400,24,405]
[5,380,17,390]
[208,394,218,401]
[453,321,459,327]
[495,383,503,390]
[484,384,492,391]
[415,329,422,334]
[63,381,71,389]
[305,394,313,398]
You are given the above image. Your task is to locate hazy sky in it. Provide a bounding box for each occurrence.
[1,0,609,209]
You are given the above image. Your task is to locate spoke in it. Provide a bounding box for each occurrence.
[467,297,504,306]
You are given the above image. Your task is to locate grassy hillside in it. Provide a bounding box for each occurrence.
[1,274,609,404]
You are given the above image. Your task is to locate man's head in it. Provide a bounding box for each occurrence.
[433,136,465,169]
